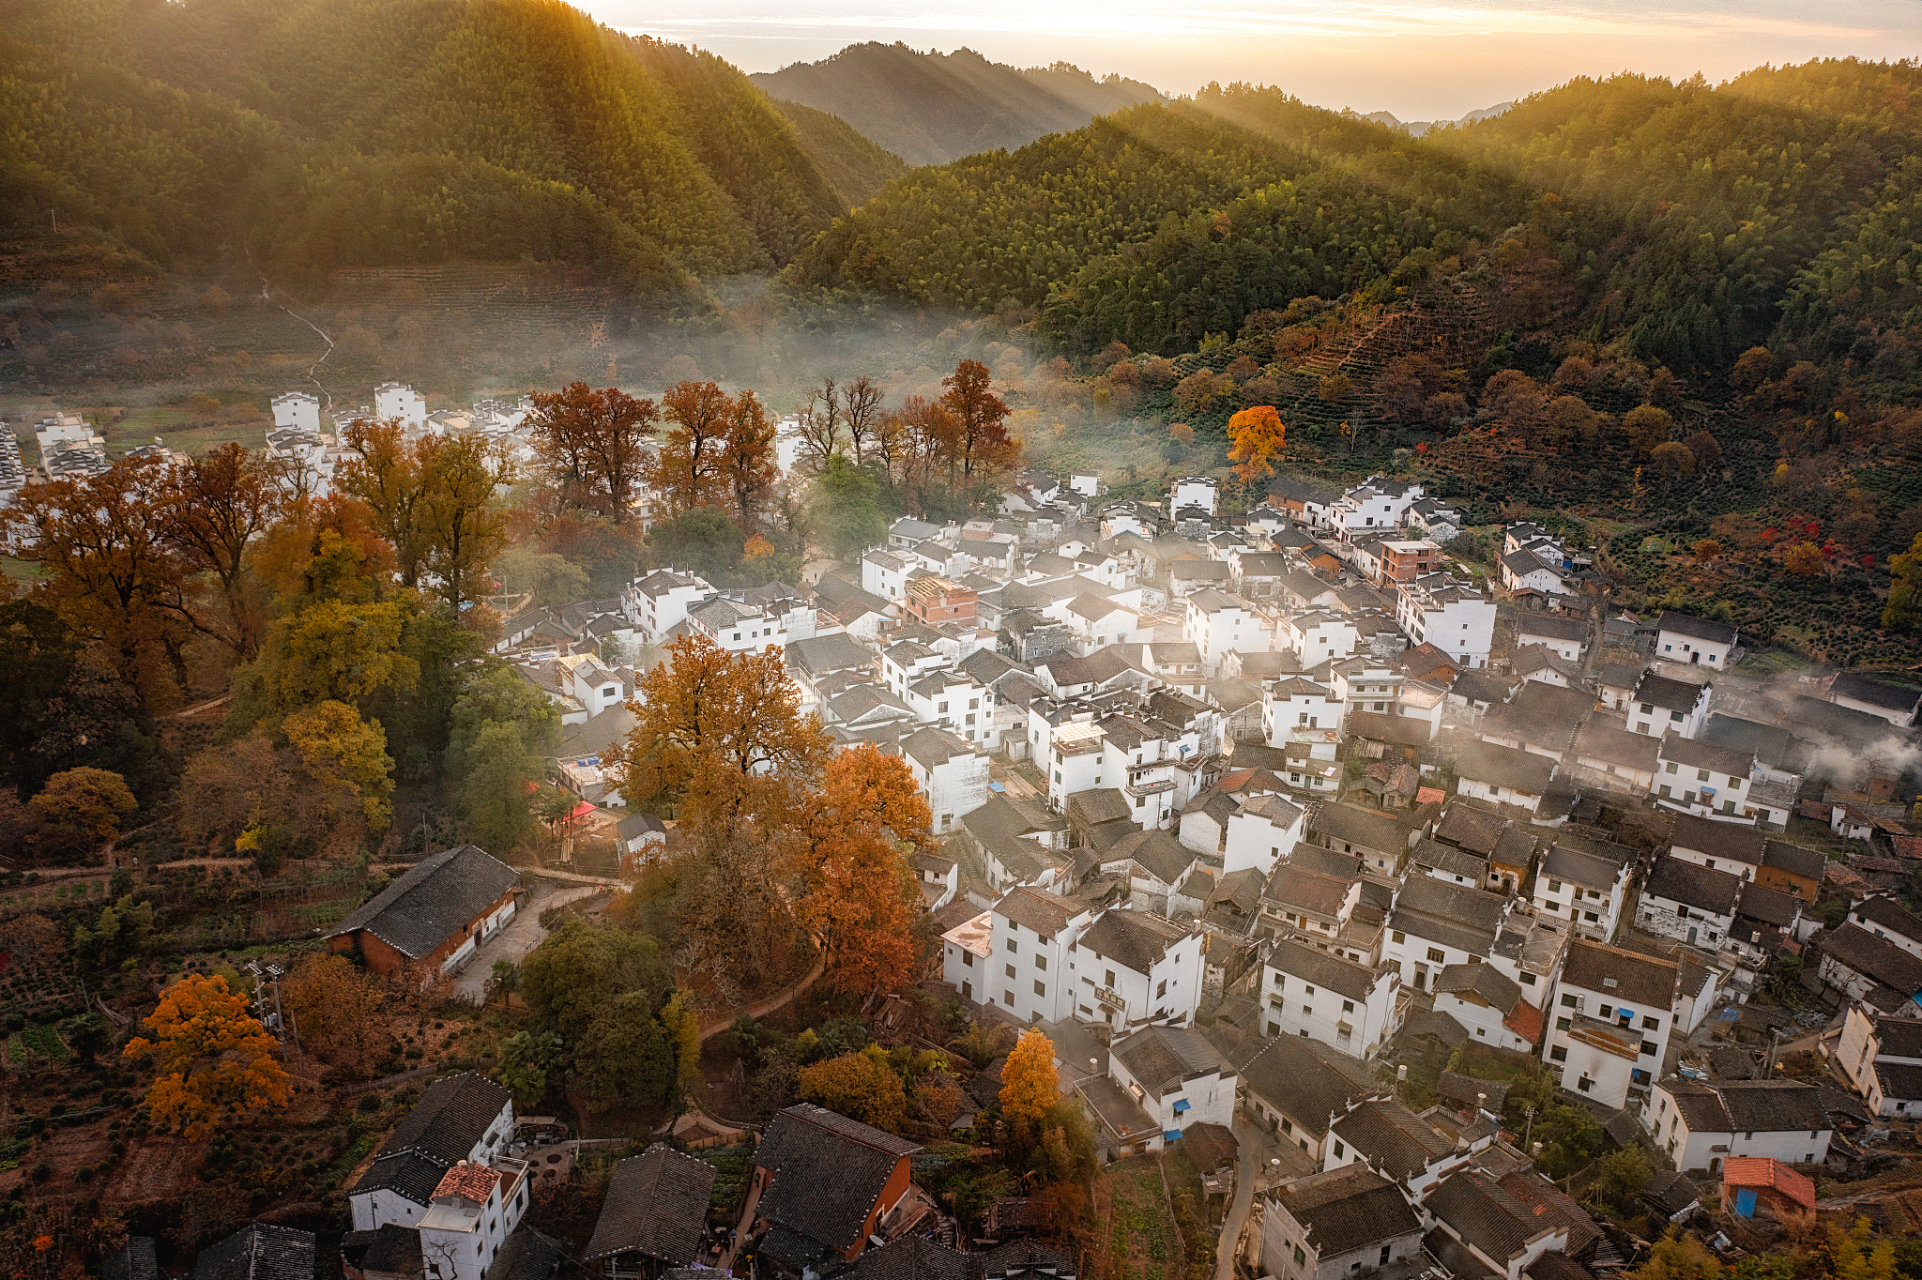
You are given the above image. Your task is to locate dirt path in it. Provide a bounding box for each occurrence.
[697,950,828,1043]
[451,883,604,1002]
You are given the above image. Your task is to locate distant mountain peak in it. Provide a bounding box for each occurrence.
[1358,102,1515,137]
[750,43,1163,166]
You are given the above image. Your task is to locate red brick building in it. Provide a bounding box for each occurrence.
[903,576,977,627]
[324,844,522,978]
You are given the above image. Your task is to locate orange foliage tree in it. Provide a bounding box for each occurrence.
[796,1048,908,1132]
[282,954,389,1076]
[938,359,1019,494]
[1226,405,1287,485]
[608,633,829,813]
[789,744,930,995]
[123,973,292,1140]
[526,381,659,524]
[999,1028,1059,1122]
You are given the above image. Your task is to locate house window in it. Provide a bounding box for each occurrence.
[1333,1141,1345,1158]
[1295,1247,1307,1267]
[1551,1046,1568,1062]
[1034,980,1046,997]
[1561,993,1579,1009]
[1007,938,1018,952]
[1036,955,1047,971]
[1557,1016,1572,1031]
[1157,979,1168,998]
[1426,947,1445,963]
[1643,1016,1661,1031]
[1105,969,1117,987]
[1006,964,1016,979]
[1005,990,1015,1005]
[963,952,973,968]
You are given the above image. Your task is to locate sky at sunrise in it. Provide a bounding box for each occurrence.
[579,0,1921,121]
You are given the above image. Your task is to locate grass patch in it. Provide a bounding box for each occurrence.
[1104,1157,1177,1280]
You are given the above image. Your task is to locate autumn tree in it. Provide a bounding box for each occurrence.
[797,1047,908,1132]
[282,954,388,1075]
[527,382,658,523]
[282,701,396,831]
[718,390,780,533]
[445,666,559,853]
[789,744,929,995]
[999,1028,1059,1122]
[1784,541,1825,576]
[649,381,732,514]
[1623,404,1675,455]
[1226,405,1287,485]
[164,442,289,659]
[841,376,887,464]
[418,434,514,612]
[11,456,197,703]
[337,420,432,587]
[123,974,292,1141]
[793,377,844,471]
[1649,441,1696,480]
[29,767,136,859]
[176,734,369,860]
[234,597,421,727]
[0,913,63,975]
[1885,532,1922,632]
[938,359,1019,496]
[607,633,830,813]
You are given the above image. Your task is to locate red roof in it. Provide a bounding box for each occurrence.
[1722,1158,1815,1212]
[1890,835,1922,859]
[434,1162,502,1203]
[1503,997,1547,1047]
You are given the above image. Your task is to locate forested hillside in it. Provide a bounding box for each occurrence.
[0,0,895,295]
[751,43,1161,165]
[793,60,1922,665]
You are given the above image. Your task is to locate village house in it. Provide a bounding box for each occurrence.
[1220,1033,1382,1160]
[349,1074,518,1233]
[1107,1023,1237,1141]
[1836,1004,1922,1116]
[324,846,521,980]
[1432,963,1545,1054]
[986,887,1096,1024]
[1258,1166,1425,1280]
[1260,937,1401,1059]
[1543,941,1681,1108]
[750,1105,922,1271]
[1069,909,1205,1031]
[1655,612,1738,669]
[1644,1080,1833,1175]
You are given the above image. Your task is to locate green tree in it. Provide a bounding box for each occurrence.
[496,1030,563,1110]
[643,508,746,581]
[445,666,559,852]
[494,547,590,610]
[73,895,155,969]
[810,455,890,560]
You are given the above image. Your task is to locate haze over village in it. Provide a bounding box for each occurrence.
[4,5,1922,1280]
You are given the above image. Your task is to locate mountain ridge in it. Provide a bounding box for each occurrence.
[750,43,1163,166]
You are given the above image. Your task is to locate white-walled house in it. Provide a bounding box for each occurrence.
[940,910,994,1005]
[987,888,1095,1024]
[1170,475,1219,517]
[1222,792,1307,879]
[1260,937,1400,1059]
[375,382,428,428]
[1276,612,1359,665]
[1836,1003,1922,1117]
[417,1159,532,1280]
[1068,910,1204,1032]
[902,726,991,834]
[1655,612,1738,669]
[1644,1079,1832,1175]
[625,570,713,643]
[349,1075,516,1232]
[1109,1023,1236,1140]
[1432,963,1544,1055]
[1394,574,1496,669]
[272,391,322,432]
[1654,734,1757,822]
[1258,1166,1425,1280]
[1529,844,1630,940]
[1543,941,1681,1108]
[1263,676,1346,745]
[1628,670,1713,739]
[1636,856,1740,950]
[1185,589,1271,675]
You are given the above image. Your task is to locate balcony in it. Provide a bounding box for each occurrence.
[1567,1015,1639,1061]
[1125,777,1176,798]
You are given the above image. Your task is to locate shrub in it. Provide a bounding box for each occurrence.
[357,1094,381,1113]
[29,1162,50,1182]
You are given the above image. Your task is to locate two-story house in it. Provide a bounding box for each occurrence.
[1069,909,1205,1031]
[1260,937,1400,1059]
[349,1075,518,1232]
[1258,1166,1425,1280]
[1529,845,1630,940]
[1654,734,1757,821]
[1543,941,1681,1108]
[1629,671,1712,739]
[1644,1080,1832,1175]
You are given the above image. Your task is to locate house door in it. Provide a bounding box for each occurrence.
[1686,925,1698,945]
[1691,651,1700,663]
[1413,964,1428,991]
[961,981,972,1002]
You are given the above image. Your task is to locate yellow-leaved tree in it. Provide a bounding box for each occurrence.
[1226,405,1287,486]
[999,1028,1059,1123]
[123,973,292,1141]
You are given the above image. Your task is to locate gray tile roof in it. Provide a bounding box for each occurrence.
[1225,1034,1378,1139]
[1644,856,1741,915]
[1267,937,1378,1001]
[324,845,520,959]
[349,1072,511,1203]
[755,1105,921,1253]
[1329,1099,1453,1180]
[1272,1165,1421,1256]
[1113,1024,1224,1095]
[585,1144,717,1263]
[191,1224,316,1280]
[1076,910,1190,975]
[1559,940,1680,1008]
